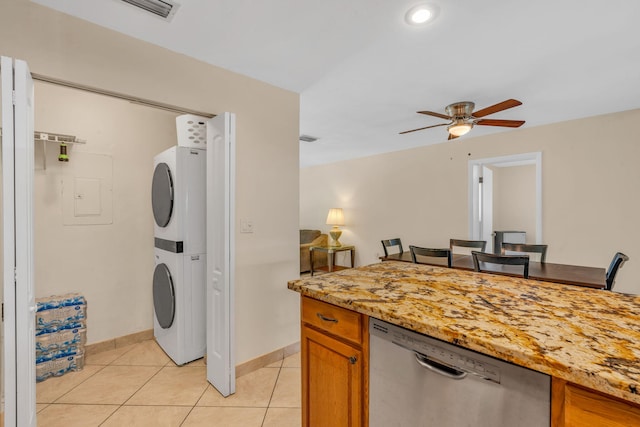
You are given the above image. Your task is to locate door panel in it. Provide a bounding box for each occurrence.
[14,57,37,427]
[1,54,17,427]
[2,56,37,427]
[206,113,236,396]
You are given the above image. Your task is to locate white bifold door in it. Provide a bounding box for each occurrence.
[206,113,236,397]
[2,56,37,426]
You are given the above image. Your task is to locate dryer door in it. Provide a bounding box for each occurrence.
[153,263,175,329]
[152,162,174,228]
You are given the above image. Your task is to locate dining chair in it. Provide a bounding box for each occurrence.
[409,245,452,267]
[605,252,629,291]
[501,243,548,263]
[472,251,530,279]
[450,239,487,255]
[381,238,404,257]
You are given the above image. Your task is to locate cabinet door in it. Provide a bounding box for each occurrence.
[302,324,363,427]
[552,378,640,427]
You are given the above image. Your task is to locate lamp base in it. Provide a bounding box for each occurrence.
[329,228,342,247]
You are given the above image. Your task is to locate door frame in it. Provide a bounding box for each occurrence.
[468,152,542,246]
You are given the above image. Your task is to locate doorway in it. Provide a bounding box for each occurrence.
[3,65,236,425]
[468,152,542,253]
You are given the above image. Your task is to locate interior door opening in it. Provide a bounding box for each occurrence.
[3,62,236,425]
[468,152,542,253]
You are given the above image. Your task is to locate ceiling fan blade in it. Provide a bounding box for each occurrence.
[399,123,449,135]
[417,110,452,120]
[475,119,525,128]
[448,133,459,140]
[472,99,522,118]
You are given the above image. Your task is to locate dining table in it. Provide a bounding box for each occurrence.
[380,252,606,289]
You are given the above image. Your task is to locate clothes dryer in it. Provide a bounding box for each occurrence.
[153,247,206,365]
[152,146,206,255]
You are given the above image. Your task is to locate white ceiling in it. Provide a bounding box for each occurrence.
[32,0,640,167]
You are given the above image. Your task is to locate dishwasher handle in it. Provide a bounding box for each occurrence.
[415,353,467,380]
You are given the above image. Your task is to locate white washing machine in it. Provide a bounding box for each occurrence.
[153,247,206,365]
[152,145,206,255]
[152,115,208,365]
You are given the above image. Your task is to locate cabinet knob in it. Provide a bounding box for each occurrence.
[349,356,357,364]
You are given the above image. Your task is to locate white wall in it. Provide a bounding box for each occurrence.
[1,0,300,364]
[301,109,640,294]
[33,82,177,344]
[492,164,536,241]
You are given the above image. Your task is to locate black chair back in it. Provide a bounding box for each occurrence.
[381,238,403,257]
[409,246,452,267]
[450,239,487,253]
[605,252,629,291]
[472,251,530,279]
[501,243,548,263]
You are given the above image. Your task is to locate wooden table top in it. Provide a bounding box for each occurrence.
[381,252,606,289]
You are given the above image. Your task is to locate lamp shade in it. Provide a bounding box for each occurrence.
[448,121,473,137]
[326,208,345,226]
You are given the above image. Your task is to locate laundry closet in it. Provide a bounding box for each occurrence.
[33,81,179,351]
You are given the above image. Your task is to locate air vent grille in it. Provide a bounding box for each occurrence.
[299,134,319,143]
[120,0,177,19]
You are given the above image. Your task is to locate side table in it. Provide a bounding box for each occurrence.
[309,245,355,276]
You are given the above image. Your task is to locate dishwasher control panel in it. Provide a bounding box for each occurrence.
[371,319,501,383]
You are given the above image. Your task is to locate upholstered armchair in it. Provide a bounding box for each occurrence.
[300,229,328,273]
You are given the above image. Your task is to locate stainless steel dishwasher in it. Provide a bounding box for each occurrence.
[370,319,551,427]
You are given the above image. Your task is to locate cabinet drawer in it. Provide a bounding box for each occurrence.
[302,296,363,345]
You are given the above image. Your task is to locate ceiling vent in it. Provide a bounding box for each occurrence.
[120,0,180,20]
[299,134,319,143]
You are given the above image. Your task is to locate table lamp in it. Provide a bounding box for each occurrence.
[326,208,345,247]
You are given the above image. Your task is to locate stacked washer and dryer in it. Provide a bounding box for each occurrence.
[151,115,208,365]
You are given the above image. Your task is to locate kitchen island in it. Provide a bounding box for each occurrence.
[288,261,640,426]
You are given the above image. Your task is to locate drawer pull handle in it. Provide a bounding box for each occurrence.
[349,356,357,364]
[317,313,339,323]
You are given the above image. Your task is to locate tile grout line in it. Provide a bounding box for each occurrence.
[118,364,168,407]
[38,343,137,408]
[38,341,301,425]
[43,364,108,405]
[178,375,214,427]
[260,364,283,426]
[97,343,169,426]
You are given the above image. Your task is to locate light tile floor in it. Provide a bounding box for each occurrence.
[36,340,301,427]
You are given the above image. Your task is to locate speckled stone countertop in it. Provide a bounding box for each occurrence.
[288,261,640,405]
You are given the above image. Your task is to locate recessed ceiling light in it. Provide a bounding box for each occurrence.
[405,3,439,25]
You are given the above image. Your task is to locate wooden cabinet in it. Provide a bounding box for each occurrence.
[299,296,640,427]
[552,378,640,427]
[301,296,368,427]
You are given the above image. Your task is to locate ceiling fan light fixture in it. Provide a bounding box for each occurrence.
[448,122,473,137]
[405,3,439,25]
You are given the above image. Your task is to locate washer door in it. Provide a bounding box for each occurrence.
[153,263,175,329]
[152,162,174,228]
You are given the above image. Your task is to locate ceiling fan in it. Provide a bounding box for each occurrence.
[400,99,525,140]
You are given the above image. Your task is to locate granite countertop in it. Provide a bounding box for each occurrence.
[288,261,640,405]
